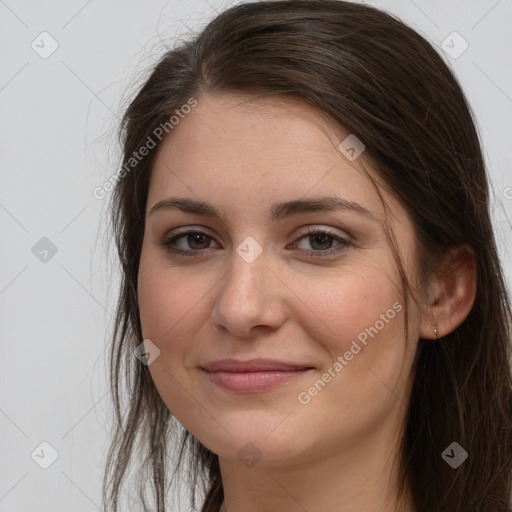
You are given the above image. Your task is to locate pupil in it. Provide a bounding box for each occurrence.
[189,233,209,249]
[311,233,332,250]
[185,233,334,251]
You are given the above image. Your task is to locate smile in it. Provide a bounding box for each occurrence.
[199,358,315,392]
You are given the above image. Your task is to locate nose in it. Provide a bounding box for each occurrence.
[210,247,287,339]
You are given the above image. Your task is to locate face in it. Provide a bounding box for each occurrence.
[137,93,423,467]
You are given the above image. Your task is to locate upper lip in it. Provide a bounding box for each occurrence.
[200,358,314,372]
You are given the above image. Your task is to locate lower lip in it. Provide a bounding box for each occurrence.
[202,369,313,392]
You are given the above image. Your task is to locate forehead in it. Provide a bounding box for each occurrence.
[158,93,351,158]
[147,93,406,227]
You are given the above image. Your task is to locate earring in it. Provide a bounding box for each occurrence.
[434,324,438,340]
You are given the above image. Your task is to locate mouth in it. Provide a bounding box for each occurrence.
[199,358,315,392]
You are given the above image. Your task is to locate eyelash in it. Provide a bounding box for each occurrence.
[158,227,351,259]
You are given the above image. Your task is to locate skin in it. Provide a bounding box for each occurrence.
[137,93,476,512]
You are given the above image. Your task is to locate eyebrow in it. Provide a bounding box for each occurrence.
[148,196,377,222]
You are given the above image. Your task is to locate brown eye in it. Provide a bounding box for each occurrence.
[186,232,212,250]
[159,230,220,256]
[290,227,351,259]
[308,232,335,251]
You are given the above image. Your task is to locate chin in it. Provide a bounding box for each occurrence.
[185,415,314,467]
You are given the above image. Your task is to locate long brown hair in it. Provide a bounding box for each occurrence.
[102,1,512,511]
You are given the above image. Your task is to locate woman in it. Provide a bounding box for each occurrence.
[103,1,512,511]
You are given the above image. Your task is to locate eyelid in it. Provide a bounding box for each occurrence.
[164,227,221,251]
[288,226,351,255]
[300,225,350,240]
[164,224,350,242]
[162,225,219,244]
[159,224,353,258]
[165,224,216,236]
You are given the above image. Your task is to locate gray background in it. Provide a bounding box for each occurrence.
[1,0,511,510]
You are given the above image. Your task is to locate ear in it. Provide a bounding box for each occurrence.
[419,244,477,340]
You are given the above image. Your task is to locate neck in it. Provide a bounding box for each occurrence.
[216,424,414,512]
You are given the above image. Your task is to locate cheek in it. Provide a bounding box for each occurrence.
[136,247,415,461]
[288,265,410,416]
[286,262,404,355]
[138,247,408,381]
[137,257,210,423]
[137,251,207,343]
